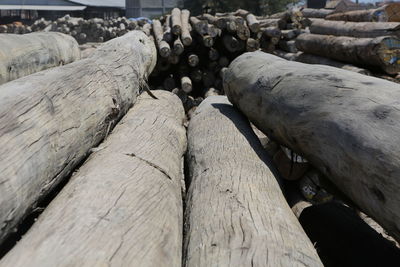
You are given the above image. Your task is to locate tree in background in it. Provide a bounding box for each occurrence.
[184,0,300,16]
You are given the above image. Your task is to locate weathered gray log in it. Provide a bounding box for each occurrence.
[153,19,171,58]
[274,50,370,75]
[259,18,287,29]
[188,54,199,67]
[173,37,184,55]
[224,51,400,243]
[171,8,182,35]
[246,13,260,33]
[296,33,400,74]
[0,31,156,245]
[281,29,300,40]
[181,76,192,93]
[246,38,260,52]
[310,19,400,38]
[181,9,192,46]
[0,32,80,85]
[326,3,400,22]
[183,96,322,266]
[263,26,281,38]
[163,15,173,43]
[0,91,186,267]
[190,16,208,35]
[301,8,334,18]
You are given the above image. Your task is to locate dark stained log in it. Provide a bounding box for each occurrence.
[296,33,400,74]
[163,15,173,43]
[278,40,298,53]
[188,54,200,67]
[224,51,400,243]
[246,38,260,52]
[183,96,323,266]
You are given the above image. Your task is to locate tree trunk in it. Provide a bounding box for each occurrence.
[183,96,323,267]
[0,31,156,245]
[0,91,186,267]
[274,50,371,75]
[224,51,400,243]
[310,18,400,38]
[301,8,334,18]
[0,32,80,85]
[296,33,400,74]
[326,3,400,22]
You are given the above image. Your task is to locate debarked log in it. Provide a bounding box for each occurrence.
[296,33,400,74]
[0,32,80,85]
[0,31,156,245]
[0,91,186,267]
[183,96,322,267]
[224,51,400,243]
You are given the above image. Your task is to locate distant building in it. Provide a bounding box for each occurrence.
[126,0,181,18]
[307,0,327,8]
[0,0,124,23]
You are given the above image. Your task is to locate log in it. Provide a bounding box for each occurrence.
[190,16,207,35]
[181,76,192,93]
[181,9,192,46]
[171,8,182,35]
[0,91,186,267]
[301,8,334,18]
[236,21,251,40]
[246,13,260,33]
[224,51,400,242]
[173,37,184,55]
[0,32,80,85]
[326,3,400,22]
[296,33,400,74]
[163,15,173,43]
[0,31,156,245]
[263,26,281,38]
[278,40,297,53]
[310,19,400,38]
[153,19,171,58]
[188,54,199,67]
[274,50,371,75]
[281,29,299,40]
[246,38,260,52]
[183,96,322,266]
[259,18,287,29]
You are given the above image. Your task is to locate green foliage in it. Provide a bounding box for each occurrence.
[184,0,299,16]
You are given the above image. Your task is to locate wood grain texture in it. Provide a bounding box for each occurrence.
[0,31,156,245]
[183,96,322,267]
[310,19,400,38]
[296,33,400,74]
[223,51,400,242]
[0,91,187,267]
[0,32,80,85]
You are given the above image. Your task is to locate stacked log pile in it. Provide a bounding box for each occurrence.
[146,8,310,108]
[293,3,400,75]
[0,15,140,44]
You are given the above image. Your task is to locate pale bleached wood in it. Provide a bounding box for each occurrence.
[224,51,400,243]
[183,96,322,267]
[0,32,80,85]
[0,91,186,267]
[0,31,156,245]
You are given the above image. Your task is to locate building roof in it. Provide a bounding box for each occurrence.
[0,4,86,10]
[325,0,358,9]
[68,0,125,8]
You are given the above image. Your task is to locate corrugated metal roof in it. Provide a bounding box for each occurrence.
[0,0,81,6]
[68,0,125,8]
[0,4,86,10]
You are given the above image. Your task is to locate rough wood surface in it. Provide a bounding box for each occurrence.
[273,50,371,75]
[181,9,192,46]
[0,31,156,245]
[224,51,400,243]
[296,33,400,74]
[310,19,400,38]
[183,96,322,267]
[171,8,182,35]
[0,32,80,85]
[0,91,187,267]
[300,8,334,18]
[153,19,171,58]
[326,3,400,22]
